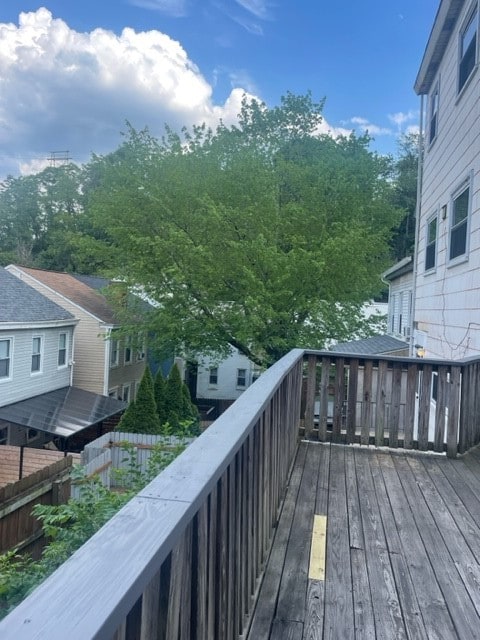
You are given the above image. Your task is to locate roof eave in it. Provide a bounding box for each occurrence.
[414,0,465,95]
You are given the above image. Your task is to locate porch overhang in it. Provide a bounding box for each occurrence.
[0,387,127,439]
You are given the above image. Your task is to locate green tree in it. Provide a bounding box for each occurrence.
[389,133,419,261]
[164,364,185,430]
[84,93,403,365]
[153,368,167,426]
[117,366,161,434]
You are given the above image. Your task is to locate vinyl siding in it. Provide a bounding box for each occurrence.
[6,268,146,396]
[0,326,74,407]
[416,2,480,359]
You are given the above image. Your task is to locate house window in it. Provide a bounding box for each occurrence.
[209,367,218,385]
[124,336,132,365]
[31,336,42,373]
[108,387,118,398]
[136,333,146,361]
[459,8,477,92]
[0,339,12,379]
[110,337,119,367]
[58,332,67,367]
[0,426,8,445]
[429,84,439,143]
[390,295,396,333]
[450,184,470,261]
[425,216,437,271]
[237,368,247,388]
[122,383,131,403]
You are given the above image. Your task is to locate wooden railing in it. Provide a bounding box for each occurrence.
[2,348,480,639]
[0,349,303,640]
[301,350,480,458]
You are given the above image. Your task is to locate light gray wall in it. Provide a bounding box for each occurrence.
[0,325,74,407]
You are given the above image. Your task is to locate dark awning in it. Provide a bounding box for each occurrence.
[0,387,127,439]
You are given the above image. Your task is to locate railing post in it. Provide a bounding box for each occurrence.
[447,366,461,458]
[304,355,317,439]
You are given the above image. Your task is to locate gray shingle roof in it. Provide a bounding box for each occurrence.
[330,334,409,355]
[0,268,74,323]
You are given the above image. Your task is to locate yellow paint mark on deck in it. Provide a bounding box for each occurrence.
[309,515,327,580]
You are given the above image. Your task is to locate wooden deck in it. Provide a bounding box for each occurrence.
[248,441,480,640]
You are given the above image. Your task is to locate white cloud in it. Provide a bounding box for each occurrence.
[349,116,392,136]
[230,15,264,35]
[388,110,418,131]
[0,8,258,177]
[405,124,420,136]
[234,0,270,19]
[127,0,187,18]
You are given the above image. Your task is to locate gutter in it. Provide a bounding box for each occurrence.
[410,94,425,356]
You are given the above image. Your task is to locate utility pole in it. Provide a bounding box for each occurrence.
[48,151,71,167]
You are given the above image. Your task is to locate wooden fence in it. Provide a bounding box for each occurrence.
[0,348,303,639]
[0,457,74,557]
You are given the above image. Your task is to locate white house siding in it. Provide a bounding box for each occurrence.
[415,2,480,359]
[0,326,74,407]
[196,349,260,401]
[4,267,145,396]
[388,274,413,340]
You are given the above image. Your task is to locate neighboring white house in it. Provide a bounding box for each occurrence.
[196,349,261,402]
[6,265,146,401]
[383,256,414,343]
[0,268,126,449]
[413,0,480,359]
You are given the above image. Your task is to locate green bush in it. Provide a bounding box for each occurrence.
[0,439,186,618]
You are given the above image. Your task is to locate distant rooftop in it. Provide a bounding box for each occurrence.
[0,268,74,324]
[330,334,409,356]
[9,266,117,324]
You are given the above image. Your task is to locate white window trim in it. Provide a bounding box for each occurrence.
[122,383,131,403]
[31,334,44,375]
[58,331,68,369]
[428,79,439,146]
[448,173,473,266]
[236,368,247,388]
[0,337,13,382]
[108,387,119,398]
[110,336,120,368]
[208,366,218,387]
[457,3,479,97]
[424,211,438,273]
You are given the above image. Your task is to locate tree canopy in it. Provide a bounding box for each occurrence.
[0,92,410,367]
[88,93,401,366]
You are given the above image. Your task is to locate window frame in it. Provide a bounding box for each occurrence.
[124,335,133,365]
[0,425,8,445]
[449,175,472,264]
[458,5,478,94]
[208,366,218,386]
[428,81,439,144]
[136,333,146,362]
[110,335,120,368]
[122,383,131,403]
[0,337,13,381]
[425,213,438,272]
[236,368,247,388]
[31,335,43,374]
[58,332,68,368]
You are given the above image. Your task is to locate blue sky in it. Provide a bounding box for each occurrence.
[0,1,439,178]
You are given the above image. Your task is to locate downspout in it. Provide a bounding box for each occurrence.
[409,93,425,356]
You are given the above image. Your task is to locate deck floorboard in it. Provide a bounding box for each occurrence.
[247,442,480,639]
